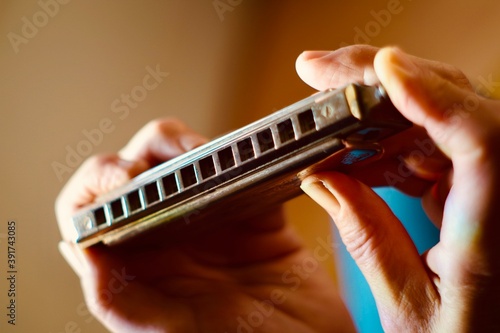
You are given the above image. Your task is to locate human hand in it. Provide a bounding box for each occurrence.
[297,45,500,332]
[56,119,355,332]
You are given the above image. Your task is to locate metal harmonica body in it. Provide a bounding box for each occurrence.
[72,84,411,247]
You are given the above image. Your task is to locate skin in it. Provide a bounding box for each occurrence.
[56,119,354,332]
[56,45,500,332]
[298,46,500,332]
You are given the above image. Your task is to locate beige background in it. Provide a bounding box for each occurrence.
[1,1,500,332]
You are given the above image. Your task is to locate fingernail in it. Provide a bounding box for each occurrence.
[299,50,333,61]
[382,47,417,78]
[300,177,341,216]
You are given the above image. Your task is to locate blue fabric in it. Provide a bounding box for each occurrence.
[334,187,439,332]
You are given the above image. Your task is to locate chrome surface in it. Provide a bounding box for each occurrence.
[71,84,411,247]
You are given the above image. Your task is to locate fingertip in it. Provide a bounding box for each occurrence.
[296,50,332,63]
[295,51,328,91]
[297,45,383,91]
[300,175,341,216]
[374,47,439,132]
[295,51,338,83]
[307,171,364,198]
[374,46,418,93]
[301,171,370,219]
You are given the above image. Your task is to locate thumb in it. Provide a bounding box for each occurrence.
[374,47,500,248]
[374,47,483,159]
[301,172,437,328]
[56,155,149,242]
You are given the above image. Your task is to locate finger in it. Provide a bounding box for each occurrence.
[374,47,500,230]
[296,45,453,190]
[295,45,380,90]
[295,45,472,91]
[79,245,186,332]
[345,125,450,195]
[55,155,149,241]
[56,118,207,242]
[374,47,496,161]
[301,172,438,330]
[346,156,434,196]
[119,118,208,165]
[375,47,500,310]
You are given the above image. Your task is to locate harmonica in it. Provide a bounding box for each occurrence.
[72,84,411,247]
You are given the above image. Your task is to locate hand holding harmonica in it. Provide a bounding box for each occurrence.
[67,82,417,248]
[56,46,500,332]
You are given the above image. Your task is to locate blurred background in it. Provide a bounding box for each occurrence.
[1,1,500,332]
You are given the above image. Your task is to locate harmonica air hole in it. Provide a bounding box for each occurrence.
[180,164,198,188]
[277,119,295,143]
[257,128,274,153]
[237,138,254,162]
[93,207,107,227]
[110,199,124,220]
[218,147,235,171]
[298,109,316,133]
[144,182,160,205]
[199,155,216,179]
[162,174,179,196]
[127,190,142,212]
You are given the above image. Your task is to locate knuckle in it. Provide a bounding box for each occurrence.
[341,213,383,265]
[449,68,472,90]
[467,106,500,164]
[436,62,472,90]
